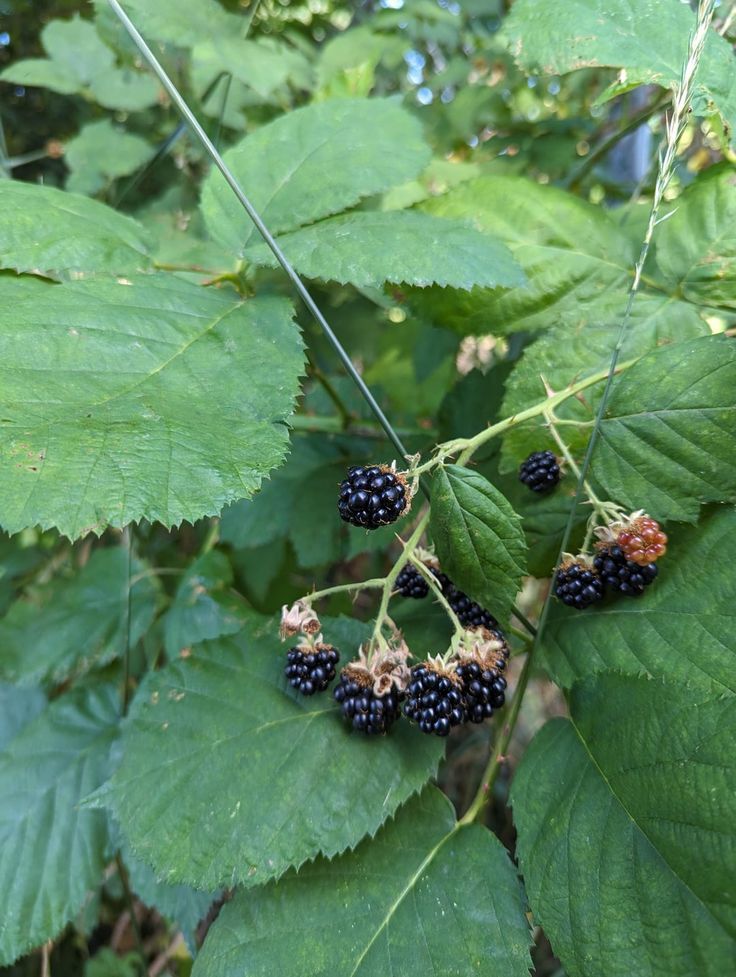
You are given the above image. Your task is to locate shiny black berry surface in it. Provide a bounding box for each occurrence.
[338,465,407,530]
[519,450,561,493]
[594,545,658,596]
[285,645,339,695]
[456,661,507,724]
[395,564,429,599]
[554,562,604,610]
[404,665,466,737]
[447,588,499,631]
[333,674,402,734]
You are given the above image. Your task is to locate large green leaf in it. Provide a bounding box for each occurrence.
[193,787,532,977]
[543,507,736,694]
[0,547,158,687]
[89,68,161,112]
[504,0,736,144]
[0,182,152,279]
[417,173,634,333]
[163,551,248,657]
[0,274,303,539]
[109,616,444,890]
[0,683,45,750]
[430,465,527,624]
[511,673,736,977]
[192,37,302,100]
[591,335,736,522]
[201,99,431,255]
[41,15,114,85]
[65,120,152,197]
[244,210,523,289]
[647,167,736,313]
[498,300,708,473]
[0,684,119,965]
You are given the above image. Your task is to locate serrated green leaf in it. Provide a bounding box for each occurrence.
[543,507,736,694]
[42,16,114,86]
[417,173,634,333]
[201,99,431,255]
[0,58,81,95]
[0,547,157,687]
[0,274,303,539]
[193,787,532,977]
[89,67,161,112]
[511,674,736,977]
[109,615,444,890]
[505,0,736,145]
[163,551,248,656]
[65,120,152,197]
[430,465,527,623]
[244,210,523,290]
[0,182,152,279]
[0,684,119,965]
[648,167,736,312]
[0,683,46,750]
[591,335,736,521]
[498,300,708,473]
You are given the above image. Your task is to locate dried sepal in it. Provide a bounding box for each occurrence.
[279,600,321,640]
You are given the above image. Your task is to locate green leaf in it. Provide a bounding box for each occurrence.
[0,58,81,95]
[511,673,736,977]
[0,684,119,965]
[244,210,523,290]
[591,335,736,522]
[0,683,46,750]
[543,507,736,694]
[505,0,736,145]
[193,787,532,977]
[0,182,152,279]
[201,99,431,255]
[417,173,634,334]
[42,16,114,86]
[89,68,161,112]
[498,300,708,473]
[0,547,158,688]
[163,551,248,657]
[109,615,444,890]
[648,167,736,312]
[192,37,298,100]
[65,120,152,197]
[430,465,527,623]
[0,274,303,539]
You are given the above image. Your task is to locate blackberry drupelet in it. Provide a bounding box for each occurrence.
[594,545,658,596]
[519,450,561,493]
[338,464,408,530]
[456,660,507,724]
[395,565,429,599]
[554,561,604,610]
[285,644,339,695]
[404,664,466,737]
[333,670,402,734]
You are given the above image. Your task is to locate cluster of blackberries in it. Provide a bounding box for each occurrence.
[338,465,408,530]
[519,450,561,493]
[555,545,659,610]
[394,564,500,633]
[333,673,402,735]
[285,644,339,695]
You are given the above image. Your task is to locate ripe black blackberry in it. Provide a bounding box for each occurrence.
[395,565,429,599]
[404,663,466,737]
[554,560,604,610]
[594,545,658,596]
[519,450,561,493]
[338,464,408,530]
[456,660,507,724]
[285,644,339,695]
[333,670,402,734]
[447,587,499,631]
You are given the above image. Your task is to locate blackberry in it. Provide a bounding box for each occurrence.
[404,663,466,737]
[395,565,429,599]
[447,587,499,631]
[333,670,402,734]
[554,560,604,610]
[338,464,408,530]
[594,545,658,596]
[456,661,507,724]
[519,450,561,493]
[285,644,339,695]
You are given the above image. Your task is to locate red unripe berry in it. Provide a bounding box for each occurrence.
[616,516,667,566]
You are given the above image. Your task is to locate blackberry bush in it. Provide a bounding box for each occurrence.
[337,464,409,529]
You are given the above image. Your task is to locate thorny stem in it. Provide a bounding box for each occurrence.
[304,577,386,604]
[406,553,465,640]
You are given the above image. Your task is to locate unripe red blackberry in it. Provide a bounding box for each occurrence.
[333,668,402,734]
[285,644,339,695]
[554,559,604,610]
[593,545,658,596]
[404,662,466,737]
[616,515,667,566]
[519,450,561,493]
[338,464,409,530]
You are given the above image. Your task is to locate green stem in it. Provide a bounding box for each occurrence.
[121,528,133,717]
[305,577,386,604]
[508,623,533,647]
[407,554,464,638]
[307,357,353,429]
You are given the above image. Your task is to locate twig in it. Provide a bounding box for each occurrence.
[148,932,184,977]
